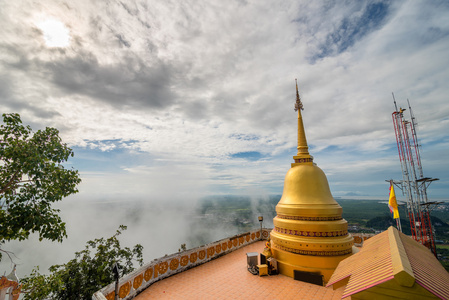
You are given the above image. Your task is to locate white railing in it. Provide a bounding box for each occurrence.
[93,228,270,300]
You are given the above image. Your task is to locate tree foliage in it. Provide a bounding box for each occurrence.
[365,215,397,230]
[22,225,143,300]
[0,113,81,245]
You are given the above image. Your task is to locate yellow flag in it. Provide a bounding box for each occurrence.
[388,184,400,219]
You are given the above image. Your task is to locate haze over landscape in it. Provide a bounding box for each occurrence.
[1,0,449,280]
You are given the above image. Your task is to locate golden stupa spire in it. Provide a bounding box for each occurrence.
[293,79,312,165]
[270,80,356,283]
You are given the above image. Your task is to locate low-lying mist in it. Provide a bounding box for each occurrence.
[0,195,278,280]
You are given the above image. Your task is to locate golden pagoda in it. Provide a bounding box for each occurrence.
[270,80,357,283]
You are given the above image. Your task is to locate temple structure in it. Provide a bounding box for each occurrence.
[327,226,449,299]
[0,265,21,300]
[92,81,449,300]
[270,80,357,283]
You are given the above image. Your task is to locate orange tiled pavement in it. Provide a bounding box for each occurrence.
[135,241,345,300]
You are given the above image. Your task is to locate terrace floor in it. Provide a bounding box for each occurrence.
[134,241,346,300]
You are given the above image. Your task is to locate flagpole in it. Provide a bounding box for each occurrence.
[396,215,402,232]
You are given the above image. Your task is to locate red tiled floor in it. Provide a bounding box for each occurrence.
[135,241,345,300]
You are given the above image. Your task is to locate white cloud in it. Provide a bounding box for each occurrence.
[3,0,449,281]
[0,0,448,200]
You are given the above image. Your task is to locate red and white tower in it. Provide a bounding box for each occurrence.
[390,94,440,256]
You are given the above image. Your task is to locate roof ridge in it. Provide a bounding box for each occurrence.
[387,226,415,287]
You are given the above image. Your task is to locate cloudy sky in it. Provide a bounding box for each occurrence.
[1,0,449,201]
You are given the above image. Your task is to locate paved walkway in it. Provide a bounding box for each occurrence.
[135,241,345,300]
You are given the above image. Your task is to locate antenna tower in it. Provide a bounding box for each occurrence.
[390,94,440,256]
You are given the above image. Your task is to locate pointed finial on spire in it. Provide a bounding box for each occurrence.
[294,78,303,112]
[292,79,312,166]
[6,264,19,282]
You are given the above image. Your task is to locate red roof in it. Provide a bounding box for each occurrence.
[401,231,449,299]
[327,226,449,299]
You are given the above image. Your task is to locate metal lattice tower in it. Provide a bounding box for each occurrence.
[390,94,439,256]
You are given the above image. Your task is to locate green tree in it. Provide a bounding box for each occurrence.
[0,113,81,247]
[366,215,396,230]
[22,225,143,300]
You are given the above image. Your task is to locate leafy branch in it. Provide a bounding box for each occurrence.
[0,113,81,246]
[21,225,143,300]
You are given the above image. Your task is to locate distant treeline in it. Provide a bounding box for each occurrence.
[195,196,449,241]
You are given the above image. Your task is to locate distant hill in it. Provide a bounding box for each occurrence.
[194,196,449,244]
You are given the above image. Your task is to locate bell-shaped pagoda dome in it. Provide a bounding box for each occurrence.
[270,80,357,284]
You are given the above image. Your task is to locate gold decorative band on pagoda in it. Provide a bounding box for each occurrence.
[274,244,353,256]
[294,158,313,163]
[277,214,342,221]
[274,226,348,237]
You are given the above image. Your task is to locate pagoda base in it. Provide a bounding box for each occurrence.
[271,246,358,284]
